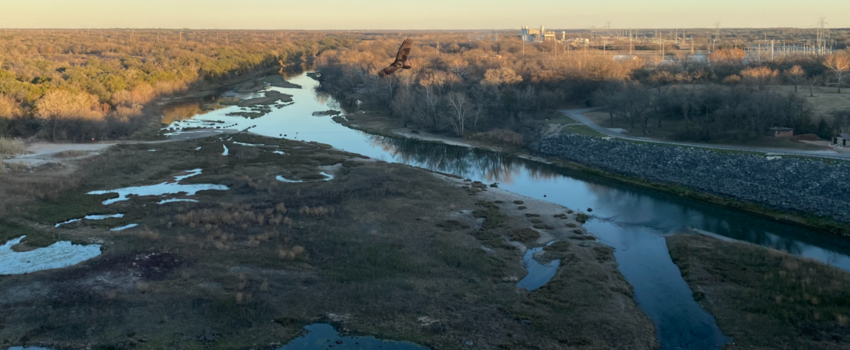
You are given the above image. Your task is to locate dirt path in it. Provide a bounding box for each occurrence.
[3,129,240,170]
[562,109,850,160]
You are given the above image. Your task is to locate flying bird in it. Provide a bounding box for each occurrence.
[378,38,413,78]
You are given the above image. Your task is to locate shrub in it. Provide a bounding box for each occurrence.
[0,136,24,155]
[0,95,20,118]
[575,213,590,224]
[470,129,525,147]
[722,74,742,85]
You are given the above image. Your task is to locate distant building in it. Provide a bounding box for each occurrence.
[770,127,794,138]
[613,55,639,61]
[521,25,557,42]
[834,133,850,147]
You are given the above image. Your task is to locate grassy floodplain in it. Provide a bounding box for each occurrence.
[0,132,657,350]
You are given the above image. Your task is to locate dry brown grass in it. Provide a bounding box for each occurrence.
[3,162,28,173]
[0,137,24,155]
[278,245,306,261]
[668,233,850,349]
[54,150,90,158]
[136,282,150,294]
[469,129,525,147]
[174,204,289,229]
[138,228,160,241]
[298,206,333,216]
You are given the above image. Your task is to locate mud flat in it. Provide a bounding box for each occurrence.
[0,134,656,350]
[263,75,302,89]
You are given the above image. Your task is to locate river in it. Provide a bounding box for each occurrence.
[164,71,850,349]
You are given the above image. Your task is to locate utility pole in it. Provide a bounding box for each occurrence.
[714,22,721,52]
[691,35,694,55]
[629,29,633,55]
[817,17,827,55]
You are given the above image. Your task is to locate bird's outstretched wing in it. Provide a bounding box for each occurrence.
[379,38,414,77]
[378,65,402,78]
[394,38,413,64]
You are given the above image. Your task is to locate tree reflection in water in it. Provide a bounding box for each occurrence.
[366,133,850,271]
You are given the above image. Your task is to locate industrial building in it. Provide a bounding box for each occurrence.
[521,25,560,42]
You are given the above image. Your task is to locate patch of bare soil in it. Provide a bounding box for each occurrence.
[262,75,302,89]
[0,134,656,350]
[333,109,510,151]
[668,233,850,350]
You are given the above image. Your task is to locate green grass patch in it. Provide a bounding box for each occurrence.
[473,201,506,230]
[551,113,607,137]
[433,237,505,277]
[323,244,418,282]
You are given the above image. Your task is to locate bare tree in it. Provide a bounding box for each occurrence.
[483,67,522,85]
[823,53,850,93]
[832,110,850,133]
[784,65,805,93]
[806,76,821,97]
[690,69,707,91]
[446,92,473,136]
[740,66,779,90]
[415,87,441,128]
[446,57,469,80]
[593,84,625,127]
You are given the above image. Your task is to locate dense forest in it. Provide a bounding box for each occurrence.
[2,29,849,143]
[316,35,642,139]
[0,30,356,141]
[315,34,850,142]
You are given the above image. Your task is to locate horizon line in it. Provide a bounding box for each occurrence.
[1,27,847,31]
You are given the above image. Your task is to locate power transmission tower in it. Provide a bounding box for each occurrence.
[816,17,828,55]
[714,22,721,52]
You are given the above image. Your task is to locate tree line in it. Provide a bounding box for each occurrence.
[315,35,850,142]
[596,49,850,141]
[315,35,642,139]
[0,30,356,141]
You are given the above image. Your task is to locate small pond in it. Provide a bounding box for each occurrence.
[0,236,101,275]
[277,323,427,350]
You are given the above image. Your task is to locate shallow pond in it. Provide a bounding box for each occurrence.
[87,169,227,205]
[516,242,560,291]
[277,323,427,350]
[0,236,102,275]
[110,223,139,232]
[169,71,850,349]
[55,213,124,227]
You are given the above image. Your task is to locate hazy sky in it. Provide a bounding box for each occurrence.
[1,0,847,29]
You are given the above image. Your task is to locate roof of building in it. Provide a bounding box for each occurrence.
[839,133,850,139]
[769,127,794,131]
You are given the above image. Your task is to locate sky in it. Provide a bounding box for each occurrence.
[1,0,848,29]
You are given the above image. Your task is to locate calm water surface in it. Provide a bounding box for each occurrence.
[277,324,426,350]
[168,71,850,349]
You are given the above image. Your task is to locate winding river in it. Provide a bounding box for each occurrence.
[166,71,850,350]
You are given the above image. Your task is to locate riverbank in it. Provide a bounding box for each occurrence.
[532,133,850,236]
[330,108,850,237]
[0,133,657,349]
[132,65,287,141]
[667,233,850,349]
